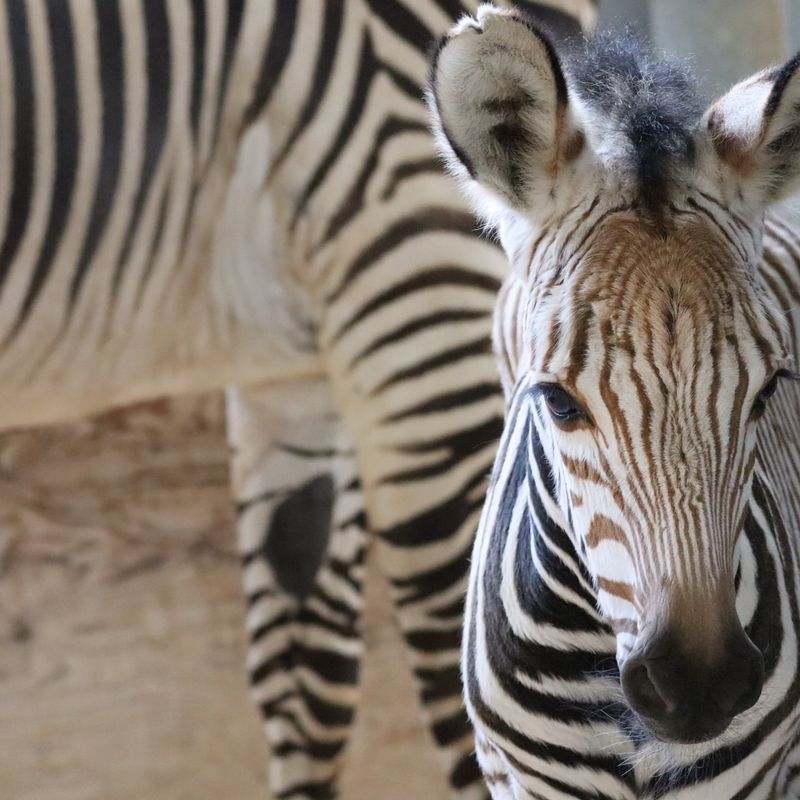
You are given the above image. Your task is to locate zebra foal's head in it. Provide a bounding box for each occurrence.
[428,5,799,744]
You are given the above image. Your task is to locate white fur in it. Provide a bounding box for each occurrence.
[701,61,800,206]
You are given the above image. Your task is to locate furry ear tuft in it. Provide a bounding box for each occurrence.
[705,53,800,203]
[427,4,579,220]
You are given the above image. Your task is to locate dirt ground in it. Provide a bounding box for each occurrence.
[0,393,447,800]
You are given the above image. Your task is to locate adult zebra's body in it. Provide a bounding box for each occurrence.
[0,2,596,799]
[429,6,800,799]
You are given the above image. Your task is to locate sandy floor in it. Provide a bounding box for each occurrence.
[0,394,448,800]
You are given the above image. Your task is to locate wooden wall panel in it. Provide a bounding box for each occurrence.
[0,394,445,800]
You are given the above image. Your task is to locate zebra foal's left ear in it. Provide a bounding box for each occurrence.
[705,52,800,203]
[426,4,582,221]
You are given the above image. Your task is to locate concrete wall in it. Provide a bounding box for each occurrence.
[597,0,649,35]
[649,0,788,96]
[599,0,800,97]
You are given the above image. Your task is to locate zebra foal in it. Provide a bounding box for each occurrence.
[429,5,800,798]
[0,2,595,799]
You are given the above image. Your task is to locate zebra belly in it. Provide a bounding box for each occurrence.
[0,318,321,430]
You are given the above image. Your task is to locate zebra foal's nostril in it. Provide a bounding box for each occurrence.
[710,640,765,718]
[620,630,765,742]
[620,659,672,718]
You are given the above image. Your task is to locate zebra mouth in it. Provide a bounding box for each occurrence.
[633,709,733,745]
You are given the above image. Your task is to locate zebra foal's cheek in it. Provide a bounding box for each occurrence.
[578,513,637,610]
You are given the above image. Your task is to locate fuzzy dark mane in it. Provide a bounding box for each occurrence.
[566,32,704,212]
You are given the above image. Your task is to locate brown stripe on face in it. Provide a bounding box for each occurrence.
[706,324,724,483]
[742,446,758,483]
[562,454,609,485]
[597,577,636,605]
[542,309,563,368]
[566,203,637,270]
[585,514,631,552]
[593,313,657,537]
[683,291,716,495]
[760,249,800,342]
[717,334,751,517]
[609,617,639,636]
[564,305,593,386]
[686,197,749,262]
[744,301,783,364]
[697,189,755,235]
[553,195,602,269]
[593,448,642,526]
[620,299,670,533]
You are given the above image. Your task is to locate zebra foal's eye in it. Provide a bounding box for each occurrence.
[537,384,588,426]
[752,370,790,418]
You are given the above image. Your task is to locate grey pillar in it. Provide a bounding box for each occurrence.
[783,0,800,51]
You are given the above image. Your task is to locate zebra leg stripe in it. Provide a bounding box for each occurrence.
[227,379,368,800]
[317,202,506,799]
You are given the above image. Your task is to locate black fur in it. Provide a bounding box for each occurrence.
[763,53,800,194]
[765,52,800,119]
[513,1,584,43]
[567,32,704,214]
[263,474,334,600]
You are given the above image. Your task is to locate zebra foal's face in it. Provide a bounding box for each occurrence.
[524,216,785,743]
[428,4,800,743]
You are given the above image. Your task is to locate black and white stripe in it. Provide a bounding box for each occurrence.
[466,354,800,797]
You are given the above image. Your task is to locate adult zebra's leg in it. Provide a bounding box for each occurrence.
[318,213,505,800]
[226,378,368,800]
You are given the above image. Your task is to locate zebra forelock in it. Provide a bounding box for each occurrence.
[566,31,703,215]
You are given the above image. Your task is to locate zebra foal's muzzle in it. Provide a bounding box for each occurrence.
[620,617,764,743]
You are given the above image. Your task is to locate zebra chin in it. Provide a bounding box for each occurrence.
[619,624,765,745]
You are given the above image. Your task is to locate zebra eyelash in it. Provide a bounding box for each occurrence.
[762,368,798,391]
[530,382,593,426]
[752,368,797,418]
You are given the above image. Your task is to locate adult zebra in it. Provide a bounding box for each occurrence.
[0,2,596,799]
[429,6,800,799]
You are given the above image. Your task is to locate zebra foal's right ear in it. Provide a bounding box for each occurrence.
[426,4,579,220]
[705,52,800,203]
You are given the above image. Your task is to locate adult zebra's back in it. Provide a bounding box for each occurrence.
[0,2,595,799]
